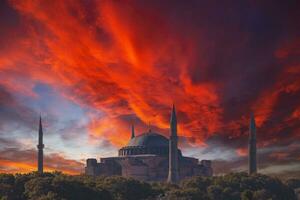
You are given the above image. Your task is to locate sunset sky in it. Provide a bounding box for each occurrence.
[0,0,299,177]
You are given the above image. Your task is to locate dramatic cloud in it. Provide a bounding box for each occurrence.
[212,141,300,180]
[0,0,299,176]
[0,147,84,174]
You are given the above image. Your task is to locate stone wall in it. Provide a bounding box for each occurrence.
[85,155,213,182]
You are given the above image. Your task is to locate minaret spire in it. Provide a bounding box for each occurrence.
[131,124,135,139]
[37,115,44,174]
[170,104,177,134]
[167,104,179,183]
[148,122,152,133]
[248,112,257,174]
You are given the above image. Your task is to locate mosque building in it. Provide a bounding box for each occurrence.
[35,106,259,182]
[85,105,213,182]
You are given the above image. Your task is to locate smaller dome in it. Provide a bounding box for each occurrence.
[127,132,169,147]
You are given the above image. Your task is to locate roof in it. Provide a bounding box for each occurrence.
[126,132,169,147]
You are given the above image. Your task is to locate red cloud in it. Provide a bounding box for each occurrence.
[0,148,84,174]
[0,0,299,152]
[236,148,247,157]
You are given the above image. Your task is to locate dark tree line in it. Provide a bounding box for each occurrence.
[0,172,298,200]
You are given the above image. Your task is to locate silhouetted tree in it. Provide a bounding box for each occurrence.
[0,172,297,200]
[286,179,300,189]
[241,189,253,200]
[96,176,156,200]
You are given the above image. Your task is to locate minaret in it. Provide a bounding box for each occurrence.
[248,112,257,174]
[167,104,179,183]
[131,124,135,139]
[37,116,44,174]
[148,122,152,133]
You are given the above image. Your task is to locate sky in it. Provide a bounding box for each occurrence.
[0,0,299,178]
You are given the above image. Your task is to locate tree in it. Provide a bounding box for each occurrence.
[207,185,223,200]
[24,177,53,199]
[241,190,253,200]
[0,174,15,200]
[181,176,212,192]
[97,176,156,200]
[252,189,272,200]
[0,172,297,200]
[286,179,300,189]
[51,175,111,200]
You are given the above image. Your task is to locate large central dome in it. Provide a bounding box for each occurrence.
[118,131,175,156]
[127,132,169,147]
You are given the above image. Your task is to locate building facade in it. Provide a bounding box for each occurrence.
[85,106,213,182]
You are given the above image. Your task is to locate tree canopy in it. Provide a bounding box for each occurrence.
[0,172,297,200]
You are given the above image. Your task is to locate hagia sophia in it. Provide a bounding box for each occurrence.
[36,105,257,183]
[85,105,213,183]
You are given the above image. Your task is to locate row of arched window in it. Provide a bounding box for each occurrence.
[118,146,169,156]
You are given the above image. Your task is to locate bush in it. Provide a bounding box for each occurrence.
[96,176,156,200]
[286,179,300,189]
[166,188,209,200]
[0,174,15,199]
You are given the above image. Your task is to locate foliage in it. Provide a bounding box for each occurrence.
[0,172,297,200]
[285,178,300,189]
[285,180,300,200]
[96,176,157,200]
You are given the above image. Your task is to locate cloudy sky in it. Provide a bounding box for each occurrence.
[0,0,299,178]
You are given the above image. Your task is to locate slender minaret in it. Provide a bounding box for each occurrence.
[131,124,135,139]
[148,122,152,133]
[37,116,44,174]
[248,112,257,174]
[167,104,179,183]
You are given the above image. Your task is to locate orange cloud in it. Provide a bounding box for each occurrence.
[3,0,222,146]
[0,149,84,175]
[0,0,299,153]
[0,159,82,175]
[236,148,247,157]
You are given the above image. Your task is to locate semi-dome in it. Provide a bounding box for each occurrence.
[127,132,169,147]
